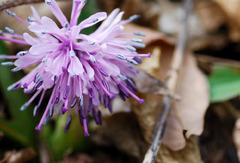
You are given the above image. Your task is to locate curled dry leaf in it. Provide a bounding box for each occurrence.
[125,24,209,151]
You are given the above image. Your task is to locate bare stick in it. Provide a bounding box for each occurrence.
[0,0,70,11]
[142,0,193,162]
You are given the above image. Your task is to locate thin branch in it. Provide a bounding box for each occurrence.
[0,0,70,11]
[142,0,193,162]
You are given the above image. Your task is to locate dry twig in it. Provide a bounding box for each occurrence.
[0,0,70,11]
[142,0,193,162]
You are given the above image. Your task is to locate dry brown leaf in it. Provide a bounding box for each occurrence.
[92,113,147,160]
[2,148,36,163]
[213,0,240,41]
[233,118,240,161]
[124,23,210,151]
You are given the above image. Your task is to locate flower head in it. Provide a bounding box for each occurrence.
[0,0,150,136]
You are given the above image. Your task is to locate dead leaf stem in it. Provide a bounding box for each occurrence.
[142,0,193,162]
[0,0,69,11]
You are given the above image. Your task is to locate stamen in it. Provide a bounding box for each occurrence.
[7,83,21,91]
[126,45,136,52]
[33,105,39,117]
[83,119,90,137]
[79,95,84,108]
[46,0,52,5]
[64,22,69,28]
[70,97,77,108]
[20,102,29,111]
[55,85,61,104]
[69,50,75,58]
[133,43,146,49]
[118,74,127,81]
[11,67,21,72]
[88,40,95,45]
[99,68,108,77]
[4,27,15,35]
[95,75,115,99]
[87,98,93,112]
[116,54,127,60]
[90,55,96,63]
[27,17,35,22]
[134,32,145,37]
[6,10,16,17]
[92,108,99,124]
[92,81,100,91]
[63,85,70,100]
[98,111,102,125]
[108,100,113,113]
[64,116,72,132]
[17,51,28,56]
[35,86,57,130]
[131,38,143,43]
[116,78,144,104]
[129,15,141,21]
[0,36,29,45]
[49,103,54,117]
[1,62,14,66]
[127,59,138,65]
[34,72,42,83]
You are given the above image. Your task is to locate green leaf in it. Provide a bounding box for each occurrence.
[208,65,240,103]
[78,0,98,35]
[0,40,37,146]
[42,111,90,161]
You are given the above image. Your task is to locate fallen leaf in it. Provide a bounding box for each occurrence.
[124,23,210,151]
[213,0,240,41]
[233,118,240,161]
[2,148,36,163]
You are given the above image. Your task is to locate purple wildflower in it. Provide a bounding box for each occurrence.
[0,0,150,136]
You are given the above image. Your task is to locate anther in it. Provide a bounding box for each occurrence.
[4,27,15,35]
[88,40,95,45]
[64,22,69,28]
[90,55,96,63]
[42,58,48,63]
[70,97,77,108]
[129,15,141,21]
[20,102,29,111]
[126,45,136,52]
[41,30,47,34]
[49,103,54,117]
[69,50,75,58]
[131,38,143,43]
[6,10,16,17]
[17,51,27,56]
[118,74,127,81]
[7,83,21,91]
[92,18,98,23]
[64,116,72,132]
[46,0,52,5]
[0,55,6,60]
[27,17,34,22]
[1,62,14,66]
[116,54,127,60]
[11,67,21,72]
[134,32,145,37]
[34,73,42,83]
[133,43,146,48]
[127,59,138,65]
